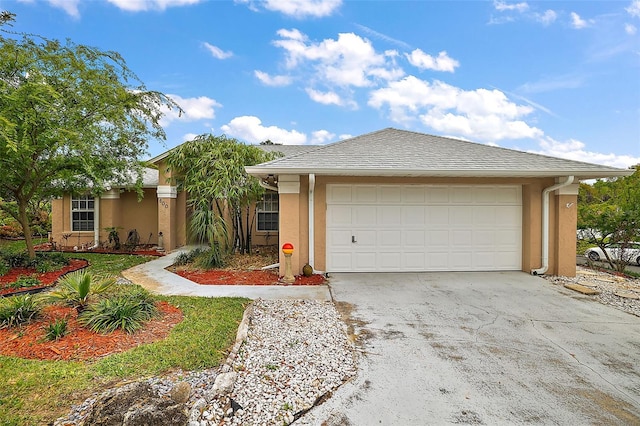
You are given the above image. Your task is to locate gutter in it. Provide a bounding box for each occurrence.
[531,176,574,276]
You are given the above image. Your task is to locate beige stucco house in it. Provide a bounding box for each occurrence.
[245,128,632,278]
[51,128,632,277]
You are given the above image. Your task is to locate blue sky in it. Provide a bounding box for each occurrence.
[4,0,640,168]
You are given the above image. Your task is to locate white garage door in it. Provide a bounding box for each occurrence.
[326,184,522,272]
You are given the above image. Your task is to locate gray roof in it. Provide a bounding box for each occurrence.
[246,128,633,180]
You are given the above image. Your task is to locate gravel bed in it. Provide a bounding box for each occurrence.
[55,299,357,426]
[543,266,640,317]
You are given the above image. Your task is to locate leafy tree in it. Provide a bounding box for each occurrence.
[578,166,640,272]
[0,13,180,258]
[165,134,280,257]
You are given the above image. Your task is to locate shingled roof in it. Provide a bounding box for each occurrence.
[246,128,632,180]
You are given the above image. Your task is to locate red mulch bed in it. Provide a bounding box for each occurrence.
[0,302,183,361]
[175,269,327,286]
[34,243,165,257]
[0,259,89,297]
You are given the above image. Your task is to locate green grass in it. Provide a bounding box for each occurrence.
[0,291,249,425]
[62,253,155,278]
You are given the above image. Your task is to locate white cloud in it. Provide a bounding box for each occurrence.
[405,49,460,73]
[310,130,336,144]
[305,88,343,106]
[45,0,81,18]
[627,0,640,18]
[535,137,640,169]
[203,42,233,59]
[536,10,557,26]
[625,23,638,35]
[106,0,202,12]
[493,0,529,13]
[161,94,220,126]
[221,116,307,144]
[181,133,200,142]
[254,71,293,87]
[339,133,352,140]
[237,0,342,18]
[368,76,543,142]
[570,12,593,29]
[273,29,403,88]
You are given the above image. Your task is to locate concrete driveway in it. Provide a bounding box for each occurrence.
[304,272,640,425]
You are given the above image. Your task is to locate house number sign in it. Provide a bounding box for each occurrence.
[159,199,169,208]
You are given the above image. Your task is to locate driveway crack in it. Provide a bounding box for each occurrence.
[530,319,639,405]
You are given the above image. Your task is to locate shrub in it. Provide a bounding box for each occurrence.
[0,258,9,276]
[79,296,158,334]
[3,251,30,268]
[9,275,41,289]
[196,245,225,269]
[44,318,68,341]
[45,271,115,311]
[0,295,41,328]
[173,248,204,266]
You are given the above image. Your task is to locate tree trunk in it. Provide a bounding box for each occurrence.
[17,200,35,259]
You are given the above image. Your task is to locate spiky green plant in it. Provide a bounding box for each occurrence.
[45,270,115,311]
[44,318,68,340]
[0,294,41,328]
[79,296,157,334]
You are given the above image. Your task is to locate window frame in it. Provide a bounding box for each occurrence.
[256,192,279,232]
[71,195,95,232]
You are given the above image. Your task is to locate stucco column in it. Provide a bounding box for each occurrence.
[157,185,177,251]
[278,175,301,277]
[100,189,121,244]
[554,184,579,277]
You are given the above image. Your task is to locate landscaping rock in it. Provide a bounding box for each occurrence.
[81,381,188,426]
[122,398,188,426]
[170,381,191,404]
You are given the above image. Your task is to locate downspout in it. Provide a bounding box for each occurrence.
[91,196,100,250]
[531,175,574,276]
[308,173,315,269]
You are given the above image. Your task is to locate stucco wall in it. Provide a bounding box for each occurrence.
[277,175,578,277]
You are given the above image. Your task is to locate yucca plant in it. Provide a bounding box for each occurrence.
[0,294,41,328]
[79,296,157,334]
[44,318,68,340]
[45,270,115,312]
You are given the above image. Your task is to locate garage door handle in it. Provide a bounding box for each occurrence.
[352,235,357,243]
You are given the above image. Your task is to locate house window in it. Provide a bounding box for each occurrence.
[257,192,278,231]
[71,195,94,231]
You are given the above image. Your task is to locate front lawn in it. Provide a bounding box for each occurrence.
[0,239,249,425]
[0,295,248,425]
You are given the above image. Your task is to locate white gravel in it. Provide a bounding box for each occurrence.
[543,266,640,317]
[56,299,357,426]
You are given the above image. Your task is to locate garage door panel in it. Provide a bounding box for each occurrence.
[380,230,401,247]
[327,184,522,272]
[354,252,376,270]
[404,187,426,203]
[354,205,376,226]
[327,230,353,247]
[380,206,402,226]
[354,186,377,203]
[328,185,352,203]
[404,230,426,247]
[403,206,425,225]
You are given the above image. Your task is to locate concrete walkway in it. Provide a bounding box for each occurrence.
[121,248,331,300]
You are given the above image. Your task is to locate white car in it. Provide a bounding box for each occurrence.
[585,242,640,266]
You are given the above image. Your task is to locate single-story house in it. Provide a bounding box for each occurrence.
[51,128,632,277]
[50,144,315,252]
[245,128,632,278]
